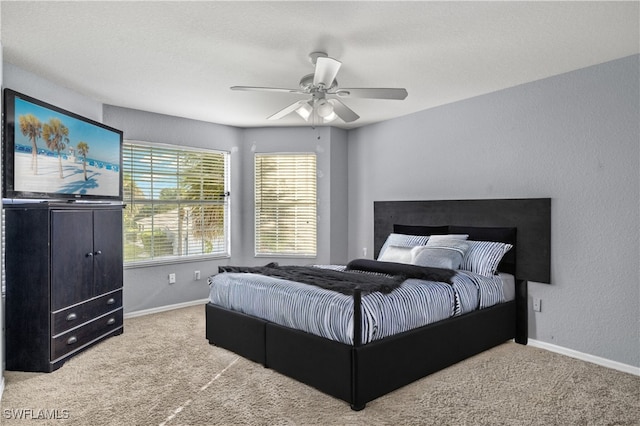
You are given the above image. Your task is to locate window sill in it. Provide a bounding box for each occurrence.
[124,254,230,269]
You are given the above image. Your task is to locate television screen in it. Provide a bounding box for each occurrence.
[3,89,123,201]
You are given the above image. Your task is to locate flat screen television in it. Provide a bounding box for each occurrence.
[3,89,123,202]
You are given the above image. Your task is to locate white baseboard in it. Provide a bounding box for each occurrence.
[528,338,640,377]
[124,298,209,319]
[0,376,5,402]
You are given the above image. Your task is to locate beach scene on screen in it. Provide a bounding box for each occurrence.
[12,97,120,197]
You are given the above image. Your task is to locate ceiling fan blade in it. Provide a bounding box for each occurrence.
[330,99,360,123]
[231,86,305,94]
[267,100,308,120]
[332,88,408,100]
[313,57,342,88]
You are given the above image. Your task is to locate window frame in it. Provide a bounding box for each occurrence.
[122,140,230,267]
[254,152,318,258]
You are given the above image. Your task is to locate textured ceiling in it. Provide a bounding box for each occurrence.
[2,1,638,129]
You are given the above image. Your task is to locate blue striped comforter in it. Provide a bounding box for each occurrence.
[208,266,505,345]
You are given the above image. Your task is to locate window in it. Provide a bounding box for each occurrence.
[123,141,230,264]
[255,153,317,257]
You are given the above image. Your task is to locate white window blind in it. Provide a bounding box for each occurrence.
[255,153,317,257]
[123,141,230,264]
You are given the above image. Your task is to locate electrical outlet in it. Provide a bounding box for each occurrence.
[194,270,201,280]
[168,273,176,284]
[533,297,542,312]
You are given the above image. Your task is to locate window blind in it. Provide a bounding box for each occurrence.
[255,153,317,257]
[123,142,229,263]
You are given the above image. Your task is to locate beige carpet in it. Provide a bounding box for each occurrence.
[1,305,638,425]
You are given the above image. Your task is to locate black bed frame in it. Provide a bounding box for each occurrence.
[206,198,551,410]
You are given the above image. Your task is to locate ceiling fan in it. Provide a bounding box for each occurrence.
[230,52,408,124]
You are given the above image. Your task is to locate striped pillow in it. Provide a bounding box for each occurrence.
[411,238,470,270]
[460,241,513,276]
[378,233,429,260]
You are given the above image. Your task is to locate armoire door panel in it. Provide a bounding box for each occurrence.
[51,209,94,311]
[93,209,124,295]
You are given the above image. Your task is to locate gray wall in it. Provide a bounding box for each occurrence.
[347,55,640,368]
[3,63,102,122]
[329,127,349,264]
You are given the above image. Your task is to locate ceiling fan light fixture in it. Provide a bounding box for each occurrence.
[315,98,334,118]
[295,101,313,121]
[322,110,338,123]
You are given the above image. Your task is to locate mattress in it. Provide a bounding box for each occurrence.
[208,266,512,345]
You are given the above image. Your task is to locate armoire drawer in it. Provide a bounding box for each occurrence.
[52,290,123,335]
[51,309,123,361]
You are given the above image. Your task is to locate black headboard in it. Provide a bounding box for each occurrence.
[373,198,551,284]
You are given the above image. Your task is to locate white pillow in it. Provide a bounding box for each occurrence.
[425,234,469,243]
[378,233,429,260]
[411,248,461,269]
[378,245,414,263]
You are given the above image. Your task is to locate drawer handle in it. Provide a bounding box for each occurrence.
[66,313,78,321]
[107,318,116,325]
[67,336,77,345]
[106,298,116,305]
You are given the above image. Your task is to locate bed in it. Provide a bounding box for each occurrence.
[206,198,551,410]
